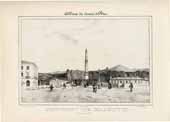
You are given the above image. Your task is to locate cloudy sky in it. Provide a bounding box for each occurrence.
[21,17,150,73]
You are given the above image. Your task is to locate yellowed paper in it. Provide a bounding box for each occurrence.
[1,1,170,121]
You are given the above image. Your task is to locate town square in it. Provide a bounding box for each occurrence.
[20,17,151,104]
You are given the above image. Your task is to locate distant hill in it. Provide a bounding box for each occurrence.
[110,65,135,72]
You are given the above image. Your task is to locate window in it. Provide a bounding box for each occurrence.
[26,80,30,86]
[26,66,30,70]
[21,72,23,77]
[25,72,30,79]
[21,66,23,70]
[26,72,29,77]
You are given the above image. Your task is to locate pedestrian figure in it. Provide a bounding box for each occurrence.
[101,83,103,87]
[93,84,97,93]
[63,83,66,89]
[84,83,87,88]
[129,82,133,92]
[50,84,54,91]
[71,81,74,89]
[98,83,101,89]
[108,83,112,89]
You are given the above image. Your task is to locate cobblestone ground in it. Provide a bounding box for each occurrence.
[21,85,150,103]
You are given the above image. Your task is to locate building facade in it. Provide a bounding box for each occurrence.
[21,60,38,89]
[110,77,149,88]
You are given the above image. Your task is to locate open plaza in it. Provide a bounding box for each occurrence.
[21,84,150,103]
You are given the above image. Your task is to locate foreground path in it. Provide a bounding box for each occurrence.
[22,86,150,103]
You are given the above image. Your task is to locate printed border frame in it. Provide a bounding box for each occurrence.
[18,16,153,106]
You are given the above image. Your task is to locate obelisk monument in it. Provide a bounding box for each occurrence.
[84,48,89,80]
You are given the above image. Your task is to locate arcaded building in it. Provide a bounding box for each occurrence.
[21,60,38,89]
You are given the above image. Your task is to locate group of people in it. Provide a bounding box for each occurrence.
[49,82,134,93]
[92,82,134,93]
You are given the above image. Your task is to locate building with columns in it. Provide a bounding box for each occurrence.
[110,77,149,88]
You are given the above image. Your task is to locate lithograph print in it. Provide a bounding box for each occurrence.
[19,16,151,105]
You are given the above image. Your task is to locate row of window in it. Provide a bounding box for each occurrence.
[112,80,143,84]
[21,65,30,70]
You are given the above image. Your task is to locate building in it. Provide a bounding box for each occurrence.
[110,77,149,88]
[49,78,68,88]
[21,60,38,89]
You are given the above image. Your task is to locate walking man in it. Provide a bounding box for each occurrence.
[63,83,66,89]
[50,84,54,91]
[93,84,97,93]
[129,82,134,92]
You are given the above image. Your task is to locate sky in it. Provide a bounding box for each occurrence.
[21,17,150,73]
